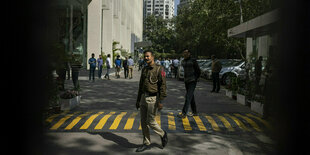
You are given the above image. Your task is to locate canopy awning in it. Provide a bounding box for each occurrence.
[228,9,279,38]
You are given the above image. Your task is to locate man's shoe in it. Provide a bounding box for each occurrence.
[187,112,193,117]
[161,130,168,148]
[210,90,215,93]
[177,113,186,118]
[136,144,151,152]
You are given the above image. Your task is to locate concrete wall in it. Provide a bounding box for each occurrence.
[87,0,143,69]
[87,0,102,69]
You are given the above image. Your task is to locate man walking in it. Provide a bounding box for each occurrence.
[173,58,179,78]
[177,50,201,118]
[210,55,222,93]
[136,50,168,152]
[115,55,122,78]
[88,53,96,82]
[104,54,111,80]
[97,55,103,79]
[127,56,134,79]
[123,57,129,79]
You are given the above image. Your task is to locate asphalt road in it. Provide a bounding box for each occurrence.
[43,67,275,154]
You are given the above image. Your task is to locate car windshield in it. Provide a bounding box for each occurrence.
[222,60,243,67]
[201,61,212,68]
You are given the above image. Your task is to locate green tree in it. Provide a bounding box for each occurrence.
[175,0,273,58]
[143,15,176,57]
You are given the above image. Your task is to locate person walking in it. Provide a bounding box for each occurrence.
[88,53,96,82]
[135,50,168,152]
[210,55,222,93]
[138,57,144,71]
[164,58,171,78]
[123,57,129,79]
[128,56,134,79]
[115,55,122,78]
[97,55,103,79]
[104,54,111,80]
[172,58,179,78]
[177,50,201,118]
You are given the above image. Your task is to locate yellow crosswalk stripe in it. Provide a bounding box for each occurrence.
[224,113,250,131]
[46,114,61,123]
[181,115,192,131]
[246,114,272,130]
[46,111,70,123]
[214,114,234,131]
[139,122,142,130]
[50,112,79,130]
[168,112,176,130]
[80,112,104,129]
[94,112,115,129]
[109,112,127,130]
[155,114,161,128]
[234,113,262,132]
[124,112,138,130]
[205,115,220,131]
[64,112,92,130]
[193,116,207,131]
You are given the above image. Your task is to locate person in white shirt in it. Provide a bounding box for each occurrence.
[173,58,179,78]
[104,54,111,80]
[164,58,171,77]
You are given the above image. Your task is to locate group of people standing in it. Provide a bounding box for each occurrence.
[140,57,180,79]
[88,53,135,81]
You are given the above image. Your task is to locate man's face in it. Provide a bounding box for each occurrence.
[144,52,154,64]
[183,50,190,59]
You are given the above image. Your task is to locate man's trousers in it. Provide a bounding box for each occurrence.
[140,94,165,145]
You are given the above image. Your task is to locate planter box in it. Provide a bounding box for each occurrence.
[250,101,264,115]
[225,90,232,98]
[237,94,246,105]
[60,96,81,110]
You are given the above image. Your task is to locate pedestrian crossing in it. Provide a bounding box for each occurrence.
[45,111,272,133]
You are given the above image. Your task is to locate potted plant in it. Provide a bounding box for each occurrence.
[230,76,238,100]
[236,77,247,105]
[59,90,81,110]
[250,94,264,115]
[70,54,83,90]
[225,83,233,98]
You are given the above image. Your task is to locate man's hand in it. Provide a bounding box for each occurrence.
[136,101,140,110]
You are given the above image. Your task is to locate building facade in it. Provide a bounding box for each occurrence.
[144,0,175,19]
[87,0,143,69]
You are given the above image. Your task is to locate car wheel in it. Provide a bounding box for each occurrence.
[224,73,236,86]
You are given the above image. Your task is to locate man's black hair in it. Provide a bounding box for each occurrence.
[107,54,110,57]
[143,49,154,56]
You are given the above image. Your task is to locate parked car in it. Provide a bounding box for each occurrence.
[219,60,246,85]
[197,59,211,68]
[202,59,235,80]
[200,61,213,79]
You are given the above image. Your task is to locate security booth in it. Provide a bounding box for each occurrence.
[227,9,279,116]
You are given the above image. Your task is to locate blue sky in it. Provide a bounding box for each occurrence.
[174,0,180,15]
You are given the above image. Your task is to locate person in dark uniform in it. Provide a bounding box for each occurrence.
[211,55,222,93]
[177,49,201,118]
[135,50,168,152]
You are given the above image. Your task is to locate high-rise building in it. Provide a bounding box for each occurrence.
[144,0,175,19]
